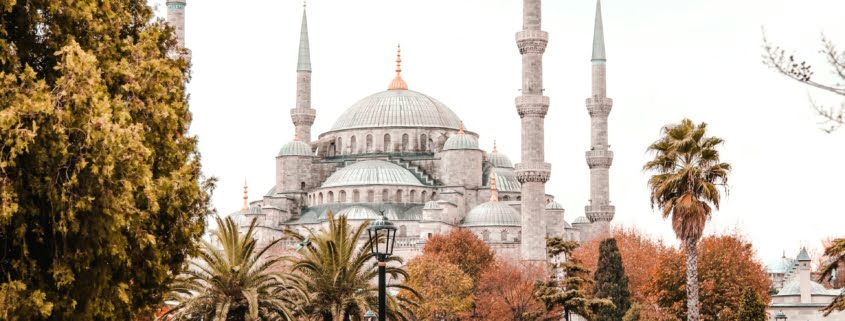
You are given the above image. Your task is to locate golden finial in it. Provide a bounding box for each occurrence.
[388,44,408,90]
[303,0,306,8]
[242,179,248,212]
[458,121,465,134]
[490,174,499,202]
[294,130,299,141]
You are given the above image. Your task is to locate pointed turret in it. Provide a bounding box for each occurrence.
[290,2,316,142]
[591,0,606,62]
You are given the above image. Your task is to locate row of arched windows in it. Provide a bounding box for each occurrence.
[327,133,433,156]
[309,188,436,206]
[480,229,519,242]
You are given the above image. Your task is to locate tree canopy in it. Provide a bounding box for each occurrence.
[593,238,631,321]
[0,0,211,320]
[400,254,473,321]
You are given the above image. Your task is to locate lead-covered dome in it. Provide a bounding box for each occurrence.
[488,151,513,168]
[329,90,463,132]
[462,202,521,227]
[336,206,380,220]
[321,160,423,188]
[443,133,479,151]
[278,140,313,156]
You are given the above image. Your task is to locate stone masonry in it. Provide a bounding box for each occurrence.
[516,0,551,262]
[166,0,186,48]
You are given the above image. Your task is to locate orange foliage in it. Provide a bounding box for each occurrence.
[475,259,553,321]
[424,228,496,285]
[571,228,670,304]
[401,254,474,320]
[648,234,770,321]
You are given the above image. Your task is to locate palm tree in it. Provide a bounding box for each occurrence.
[643,119,731,321]
[285,212,419,321]
[161,216,302,321]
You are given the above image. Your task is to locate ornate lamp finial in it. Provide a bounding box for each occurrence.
[242,179,249,212]
[388,44,408,90]
[490,174,499,202]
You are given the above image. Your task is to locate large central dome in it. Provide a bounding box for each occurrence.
[329,89,463,132]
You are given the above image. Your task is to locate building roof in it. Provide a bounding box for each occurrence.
[321,160,423,188]
[488,151,514,168]
[591,0,606,62]
[573,216,591,224]
[443,133,479,151]
[278,140,313,156]
[546,201,564,210]
[766,256,797,274]
[423,200,441,210]
[328,89,463,132]
[336,206,380,220]
[462,201,521,227]
[485,167,521,193]
[797,247,811,261]
[775,280,841,297]
[297,8,311,71]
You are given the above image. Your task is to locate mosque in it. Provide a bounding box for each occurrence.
[166,0,617,261]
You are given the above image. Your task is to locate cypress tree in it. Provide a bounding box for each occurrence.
[737,288,767,321]
[594,238,631,321]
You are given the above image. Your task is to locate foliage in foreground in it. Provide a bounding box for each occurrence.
[535,237,612,321]
[476,259,553,321]
[400,253,473,321]
[736,288,767,321]
[819,238,845,315]
[162,217,299,321]
[593,238,631,321]
[0,0,211,320]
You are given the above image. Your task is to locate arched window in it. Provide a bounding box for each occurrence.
[318,193,324,204]
[382,189,390,202]
[502,195,510,201]
[350,136,357,154]
[399,225,407,237]
[409,190,416,203]
[300,182,306,190]
[396,190,403,203]
[336,138,342,155]
[328,142,336,157]
[339,190,347,203]
[367,190,375,203]
[516,196,522,201]
[366,134,373,153]
[383,134,391,152]
[481,230,490,242]
[401,134,409,151]
[420,134,428,151]
[327,191,334,203]
[353,190,360,202]
[501,230,508,241]
[421,191,427,202]
[431,192,437,200]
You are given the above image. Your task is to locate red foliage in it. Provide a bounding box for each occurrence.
[424,228,496,284]
[475,259,553,321]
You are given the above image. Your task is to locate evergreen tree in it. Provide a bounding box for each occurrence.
[736,288,767,321]
[593,238,631,321]
[0,1,212,320]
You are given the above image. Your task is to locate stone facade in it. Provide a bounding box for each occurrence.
[767,248,845,321]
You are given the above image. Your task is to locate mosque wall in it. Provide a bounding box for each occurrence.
[305,185,436,206]
[317,128,471,156]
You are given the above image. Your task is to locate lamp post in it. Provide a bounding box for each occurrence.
[774,311,787,321]
[367,213,397,321]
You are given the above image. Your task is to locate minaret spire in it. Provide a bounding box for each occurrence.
[515,0,551,262]
[242,179,249,212]
[584,0,615,238]
[388,44,408,90]
[290,4,316,142]
[166,0,187,48]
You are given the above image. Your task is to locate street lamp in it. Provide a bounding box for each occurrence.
[367,213,397,321]
[774,311,787,321]
[364,310,376,321]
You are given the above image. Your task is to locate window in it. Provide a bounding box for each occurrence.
[420,134,428,151]
[383,134,391,152]
[382,189,389,202]
[502,195,510,201]
[353,190,360,202]
[481,230,490,242]
[349,136,357,154]
[327,191,334,203]
[501,230,508,241]
[401,133,409,151]
[409,190,416,203]
[318,193,323,204]
[336,138,342,155]
[300,181,306,190]
[367,190,375,202]
[366,134,373,152]
[421,191,427,202]
[396,190,403,203]
[399,225,407,237]
[339,190,346,203]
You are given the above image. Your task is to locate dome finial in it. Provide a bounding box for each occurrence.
[388,44,408,90]
[303,0,306,8]
[459,121,465,134]
[490,174,499,202]
[294,130,299,141]
[242,179,249,212]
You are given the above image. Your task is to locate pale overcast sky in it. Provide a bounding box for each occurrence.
[150,0,844,263]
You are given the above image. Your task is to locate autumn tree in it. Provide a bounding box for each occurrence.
[736,288,767,321]
[423,228,495,286]
[573,228,669,305]
[476,259,550,321]
[647,235,770,321]
[819,238,845,315]
[535,237,612,321]
[0,0,213,320]
[763,32,845,132]
[400,254,473,321]
[593,238,631,321]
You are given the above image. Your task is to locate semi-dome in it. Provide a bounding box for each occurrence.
[462,202,521,227]
[328,89,463,132]
[488,151,513,168]
[423,201,441,210]
[573,216,590,224]
[486,168,521,192]
[546,201,564,210]
[336,206,381,220]
[777,280,841,296]
[278,140,313,156]
[321,160,423,188]
[443,132,479,151]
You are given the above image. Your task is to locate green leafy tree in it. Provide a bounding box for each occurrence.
[819,238,845,315]
[163,217,300,321]
[593,238,631,321]
[534,237,613,321]
[285,213,419,321]
[736,288,767,321]
[0,0,211,320]
[643,119,731,321]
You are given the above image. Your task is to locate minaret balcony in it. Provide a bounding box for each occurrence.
[585,205,615,222]
[586,97,613,117]
[515,162,551,183]
[515,95,550,118]
[516,30,548,54]
[585,150,613,168]
[290,108,316,125]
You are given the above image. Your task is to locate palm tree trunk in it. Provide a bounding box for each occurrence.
[684,237,700,321]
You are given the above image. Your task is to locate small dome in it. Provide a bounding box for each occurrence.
[777,280,841,296]
[546,201,564,210]
[321,160,423,188]
[443,133,479,151]
[486,168,521,193]
[423,201,441,210]
[246,205,263,215]
[329,90,463,132]
[278,140,313,156]
[462,202,521,227]
[336,206,380,220]
[488,152,514,168]
[766,257,796,274]
[573,216,590,224]
[564,220,573,228]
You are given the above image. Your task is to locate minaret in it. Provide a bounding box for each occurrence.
[584,0,614,237]
[166,0,187,48]
[515,0,551,262]
[242,179,249,213]
[290,2,316,143]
